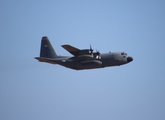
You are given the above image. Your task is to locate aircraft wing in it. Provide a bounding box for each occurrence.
[61,44,80,56]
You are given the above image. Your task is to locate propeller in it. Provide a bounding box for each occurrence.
[88,45,101,59]
[89,44,94,54]
[96,50,100,56]
[95,50,101,59]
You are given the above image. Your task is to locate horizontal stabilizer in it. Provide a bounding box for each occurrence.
[35,57,57,64]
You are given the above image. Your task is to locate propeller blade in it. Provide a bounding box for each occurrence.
[96,50,100,56]
[95,50,101,59]
[89,44,93,53]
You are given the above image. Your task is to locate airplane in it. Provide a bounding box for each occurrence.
[35,36,133,70]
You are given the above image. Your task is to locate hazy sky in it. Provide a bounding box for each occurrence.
[1,0,165,120]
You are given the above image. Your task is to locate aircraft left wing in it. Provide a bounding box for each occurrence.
[61,44,80,56]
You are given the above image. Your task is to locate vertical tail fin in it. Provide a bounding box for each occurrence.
[40,36,57,58]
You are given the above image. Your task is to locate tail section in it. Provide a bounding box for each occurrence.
[40,36,57,58]
[35,36,58,64]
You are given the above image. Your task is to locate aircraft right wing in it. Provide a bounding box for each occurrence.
[61,44,81,56]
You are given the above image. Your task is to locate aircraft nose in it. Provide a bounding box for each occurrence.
[127,56,133,63]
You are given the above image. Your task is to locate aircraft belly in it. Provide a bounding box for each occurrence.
[78,60,102,69]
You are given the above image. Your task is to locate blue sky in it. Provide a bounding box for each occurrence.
[1,0,165,120]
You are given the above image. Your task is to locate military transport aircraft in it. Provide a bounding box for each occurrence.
[35,36,133,70]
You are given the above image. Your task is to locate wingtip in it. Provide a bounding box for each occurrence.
[42,36,49,40]
[61,44,69,47]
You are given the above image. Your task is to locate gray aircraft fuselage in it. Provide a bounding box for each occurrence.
[35,36,133,70]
